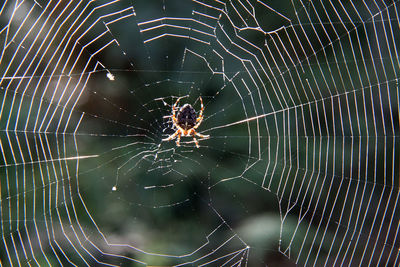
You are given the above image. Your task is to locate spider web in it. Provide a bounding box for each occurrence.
[0,0,399,266]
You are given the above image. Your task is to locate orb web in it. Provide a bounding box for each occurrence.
[0,0,399,266]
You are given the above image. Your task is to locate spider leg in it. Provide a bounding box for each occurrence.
[191,130,208,148]
[194,96,204,129]
[176,132,181,146]
[172,97,181,124]
[192,136,199,148]
[162,130,179,142]
[164,97,182,144]
[194,131,209,139]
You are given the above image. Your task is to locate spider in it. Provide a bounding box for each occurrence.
[162,96,209,148]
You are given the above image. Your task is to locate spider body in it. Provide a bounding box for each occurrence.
[177,104,197,130]
[163,97,209,148]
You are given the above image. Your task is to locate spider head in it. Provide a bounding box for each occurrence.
[177,104,197,130]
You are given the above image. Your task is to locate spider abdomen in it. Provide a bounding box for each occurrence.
[177,104,197,130]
